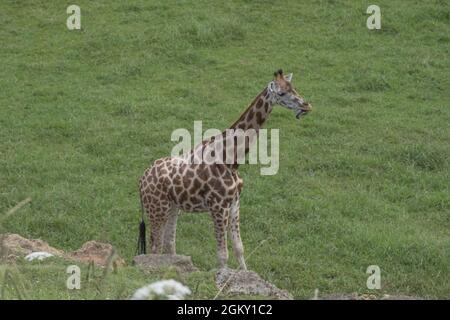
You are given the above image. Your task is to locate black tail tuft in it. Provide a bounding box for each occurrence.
[136,191,147,255]
[137,219,146,255]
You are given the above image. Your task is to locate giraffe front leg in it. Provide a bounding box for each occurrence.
[162,208,179,254]
[211,209,229,269]
[230,198,247,270]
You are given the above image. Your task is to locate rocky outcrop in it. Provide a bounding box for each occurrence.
[0,234,124,267]
[215,267,293,300]
[0,233,64,260]
[66,241,126,267]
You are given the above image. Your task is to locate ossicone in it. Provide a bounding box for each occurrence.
[274,69,283,77]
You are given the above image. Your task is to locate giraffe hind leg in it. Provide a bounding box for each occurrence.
[142,196,169,254]
[162,207,179,254]
[211,208,230,269]
[148,209,169,254]
[229,198,247,270]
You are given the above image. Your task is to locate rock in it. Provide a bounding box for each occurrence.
[315,293,360,300]
[0,233,64,258]
[215,268,293,300]
[25,251,54,261]
[315,292,423,300]
[133,254,199,273]
[66,241,126,267]
[381,294,423,300]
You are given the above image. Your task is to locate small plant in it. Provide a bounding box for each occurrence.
[131,279,191,300]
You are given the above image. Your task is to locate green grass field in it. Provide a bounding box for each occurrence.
[0,0,449,299]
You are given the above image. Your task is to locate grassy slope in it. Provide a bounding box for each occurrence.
[0,0,449,299]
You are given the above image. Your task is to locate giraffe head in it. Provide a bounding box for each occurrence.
[268,69,312,119]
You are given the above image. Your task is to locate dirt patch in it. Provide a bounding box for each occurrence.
[215,267,293,300]
[133,254,199,273]
[0,233,64,259]
[0,234,124,268]
[66,241,126,267]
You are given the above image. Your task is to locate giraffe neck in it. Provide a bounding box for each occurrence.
[224,86,275,169]
[190,86,275,168]
[228,87,274,132]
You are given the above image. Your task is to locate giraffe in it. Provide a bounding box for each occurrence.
[138,69,312,270]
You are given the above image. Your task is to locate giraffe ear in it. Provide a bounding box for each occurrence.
[284,73,293,82]
[268,81,277,93]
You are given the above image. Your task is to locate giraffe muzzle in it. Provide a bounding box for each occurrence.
[295,103,312,119]
[295,109,307,119]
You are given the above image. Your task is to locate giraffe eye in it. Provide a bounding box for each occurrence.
[278,92,286,96]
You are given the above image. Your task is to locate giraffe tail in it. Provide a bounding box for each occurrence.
[136,189,147,255]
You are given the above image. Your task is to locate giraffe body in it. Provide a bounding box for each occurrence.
[139,70,311,270]
[139,158,245,268]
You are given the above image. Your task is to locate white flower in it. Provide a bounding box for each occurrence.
[131,279,191,300]
[25,251,54,261]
